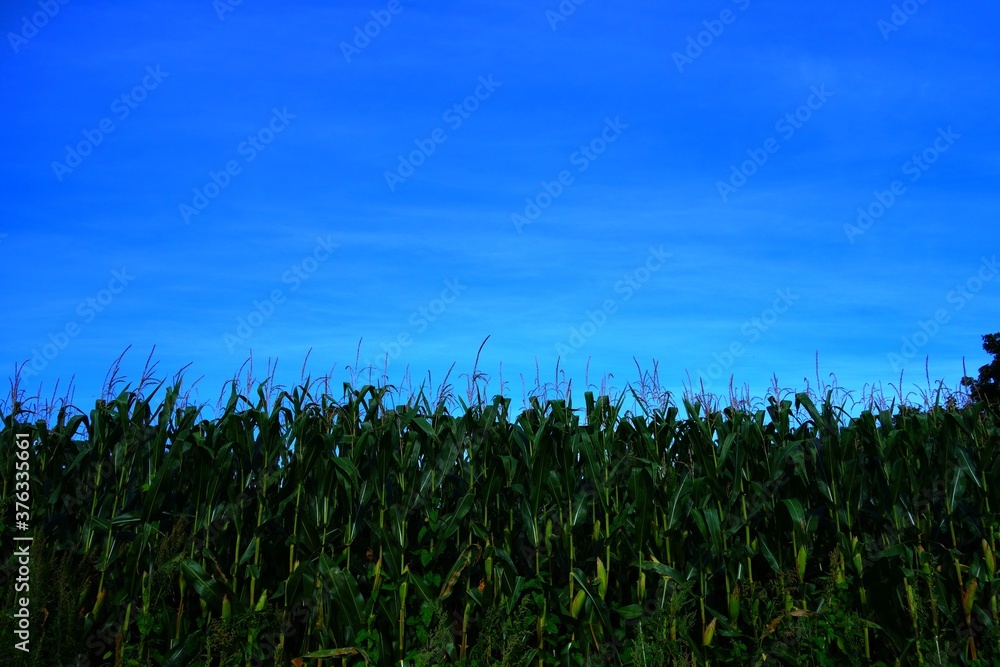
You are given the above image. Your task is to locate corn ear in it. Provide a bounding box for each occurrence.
[904,579,917,627]
[729,584,740,622]
[853,540,863,575]
[702,617,717,646]
[92,588,106,618]
[570,589,586,618]
[597,557,608,600]
[984,539,995,579]
[963,579,979,617]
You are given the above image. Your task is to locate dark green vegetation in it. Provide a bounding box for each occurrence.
[962,333,1000,409]
[1,336,999,666]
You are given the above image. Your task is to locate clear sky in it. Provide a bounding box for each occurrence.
[2,0,998,420]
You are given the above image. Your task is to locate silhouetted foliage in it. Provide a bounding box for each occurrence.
[962,332,1000,409]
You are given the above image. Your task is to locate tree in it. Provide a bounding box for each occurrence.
[961,332,1000,408]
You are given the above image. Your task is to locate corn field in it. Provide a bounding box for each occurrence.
[1,366,999,666]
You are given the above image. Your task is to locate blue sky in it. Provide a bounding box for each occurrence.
[2,0,998,420]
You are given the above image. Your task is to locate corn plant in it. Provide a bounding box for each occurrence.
[1,358,998,666]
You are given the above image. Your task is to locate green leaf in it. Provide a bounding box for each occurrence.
[439,544,482,600]
[180,558,241,615]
